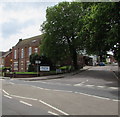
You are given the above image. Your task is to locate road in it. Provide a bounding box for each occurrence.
[1,65,119,116]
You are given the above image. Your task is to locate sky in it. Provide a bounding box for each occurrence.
[0,0,116,53]
[0,0,72,52]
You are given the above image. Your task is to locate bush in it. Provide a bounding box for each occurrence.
[28,64,35,72]
[59,65,72,72]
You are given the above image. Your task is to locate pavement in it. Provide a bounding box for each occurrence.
[110,64,120,81]
[8,66,92,81]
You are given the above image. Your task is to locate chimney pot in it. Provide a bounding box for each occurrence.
[19,39,22,42]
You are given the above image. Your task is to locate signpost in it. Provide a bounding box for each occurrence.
[35,60,41,76]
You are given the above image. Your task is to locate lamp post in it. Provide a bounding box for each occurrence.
[35,60,41,76]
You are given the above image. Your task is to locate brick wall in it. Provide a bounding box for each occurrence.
[4,51,12,68]
[12,40,40,72]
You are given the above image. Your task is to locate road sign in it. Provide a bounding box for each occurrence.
[40,66,50,71]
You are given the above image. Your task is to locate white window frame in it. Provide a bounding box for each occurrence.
[34,48,38,53]
[28,47,32,56]
[14,50,17,59]
[21,48,24,58]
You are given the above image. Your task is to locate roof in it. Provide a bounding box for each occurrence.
[0,49,12,57]
[3,50,12,57]
[14,35,43,48]
[0,51,7,57]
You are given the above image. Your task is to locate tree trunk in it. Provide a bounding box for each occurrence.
[99,54,103,62]
[66,37,78,70]
[72,49,78,70]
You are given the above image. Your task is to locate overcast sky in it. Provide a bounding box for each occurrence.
[0,0,72,52]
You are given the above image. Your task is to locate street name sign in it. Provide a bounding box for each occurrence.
[40,66,50,71]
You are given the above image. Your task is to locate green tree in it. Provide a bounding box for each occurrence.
[79,2,120,64]
[41,2,88,70]
[28,53,54,72]
[29,53,40,65]
[28,53,40,72]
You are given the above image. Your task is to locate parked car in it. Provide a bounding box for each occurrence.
[112,62,118,66]
[99,62,105,66]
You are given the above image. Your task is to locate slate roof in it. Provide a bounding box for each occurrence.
[14,35,43,48]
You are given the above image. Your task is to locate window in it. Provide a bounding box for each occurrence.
[14,50,17,59]
[26,61,30,70]
[14,62,18,70]
[34,48,38,53]
[21,48,24,58]
[21,61,23,66]
[28,47,32,56]
[21,68,23,70]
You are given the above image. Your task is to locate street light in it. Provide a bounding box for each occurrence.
[35,60,41,76]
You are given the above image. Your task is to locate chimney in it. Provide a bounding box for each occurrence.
[9,49,12,51]
[19,39,22,42]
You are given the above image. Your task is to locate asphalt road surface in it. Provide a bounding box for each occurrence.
[1,65,119,116]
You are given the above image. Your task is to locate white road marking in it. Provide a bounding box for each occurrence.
[32,86,44,90]
[32,81,71,86]
[112,99,120,102]
[52,89,73,93]
[74,83,119,90]
[3,81,118,102]
[11,94,38,101]
[97,86,105,88]
[39,100,69,115]
[20,101,32,107]
[9,82,15,85]
[4,95,12,99]
[3,90,10,95]
[86,85,94,87]
[74,80,89,86]
[109,87,118,90]
[31,85,72,93]
[48,111,59,115]
[91,95,110,100]
[43,88,51,91]
[74,83,83,86]
[74,92,118,101]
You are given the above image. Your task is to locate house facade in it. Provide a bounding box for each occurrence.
[4,50,12,69]
[0,52,6,69]
[12,35,42,72]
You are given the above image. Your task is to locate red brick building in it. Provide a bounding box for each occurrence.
[0,52,7,69]
[12,35,42,72]
[4,50,12,69]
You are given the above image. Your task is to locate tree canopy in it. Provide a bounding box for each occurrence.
[79,2,120,63]
[41,2,89,69]
[40,2,120,69]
